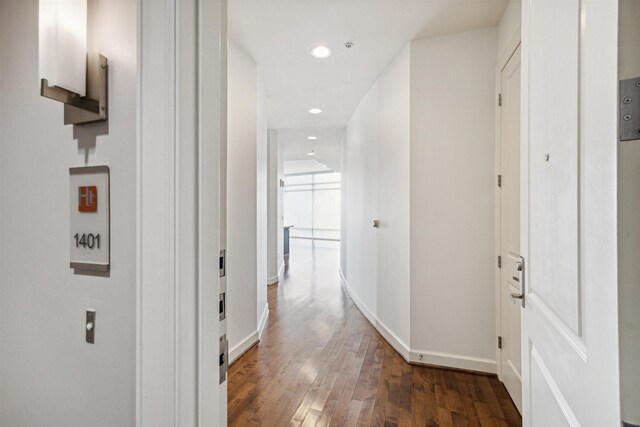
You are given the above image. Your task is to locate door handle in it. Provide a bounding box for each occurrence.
[510,258,526,308]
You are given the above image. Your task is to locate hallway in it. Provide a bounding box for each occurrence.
[228,240,521,426]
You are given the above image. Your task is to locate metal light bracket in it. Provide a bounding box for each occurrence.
[41,52,108,125]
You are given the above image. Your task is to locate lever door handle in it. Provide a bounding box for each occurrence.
[510,292,524,303]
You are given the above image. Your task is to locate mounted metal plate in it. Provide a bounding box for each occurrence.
[620,77,640,141]
[41,52,108,125]
[219,334,228,384]
[86,310,96,344]
[219,249,226,277]
[219,292,226,321]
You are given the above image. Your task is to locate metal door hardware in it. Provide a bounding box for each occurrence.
[86,310,96,344]
[373,219,380,228]
[219,249,226,277]
[510,258,526,308]
[219,293,226,321]
[498,336,503,349]
[620,78,640,141]
[219,334,228,384]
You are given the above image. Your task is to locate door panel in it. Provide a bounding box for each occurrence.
[529,0,580,334]
[522,0,620,426]
[499,45,522,412]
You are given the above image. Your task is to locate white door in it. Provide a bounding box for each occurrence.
[521,0,620,426]
[499,44,522,413]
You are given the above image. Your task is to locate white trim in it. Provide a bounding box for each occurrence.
[229,303,269,365]
[258,303,270,339]
[229,331,259,364]
[278,260,285,278]
[494,32,521,381]
[137,0,224,425]
[409,350,497,374]
[339,269,410,361]
[340,268,496,374]
[267,275,279,286]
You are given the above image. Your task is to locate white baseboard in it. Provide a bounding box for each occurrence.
[339,268,496,375]
[409,349,496,374]
[229,330,259,365]
[278,260,285,278]
[339,269,411,361]
[258,303,269,339]
[230,304,270,365]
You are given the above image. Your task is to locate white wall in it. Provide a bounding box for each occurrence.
[343,46,411,350]
[497,0,521,62]
[227,42,268,362]
[256,73,268,334]
[267,130,279,283]
[618,0,640,423]
[0,0,137,425]
[267,129,285,282]
[342,28,498,373]
[409,27,497,371]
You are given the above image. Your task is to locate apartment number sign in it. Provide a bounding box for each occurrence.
[69,166,110,272]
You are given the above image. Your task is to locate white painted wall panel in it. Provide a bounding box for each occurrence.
[0,0,137,425]
[227,42,259,353]
[409,28,497,366]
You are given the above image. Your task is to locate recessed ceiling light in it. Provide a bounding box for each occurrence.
[311,46,332,59]
[307,136,318,140]
[307,151,315,156]
[308,108,322,114]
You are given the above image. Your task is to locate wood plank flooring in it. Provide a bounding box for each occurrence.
[228,240,521,427]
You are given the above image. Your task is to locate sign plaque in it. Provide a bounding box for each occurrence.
[69,166,110,272]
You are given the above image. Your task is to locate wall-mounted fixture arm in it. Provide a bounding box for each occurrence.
[40,52,108,125]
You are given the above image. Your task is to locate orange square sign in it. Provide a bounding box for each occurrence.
[78,186,98,212]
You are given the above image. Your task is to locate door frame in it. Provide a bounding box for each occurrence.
[494,31,522,382]
[136,0,227,425]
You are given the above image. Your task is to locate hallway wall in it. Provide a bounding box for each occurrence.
[342,46,411,351]
[409,27,497,371]
[0,0,137,425]
[342,27,498,373]
[267,129,284,284]
[227,42,269,363]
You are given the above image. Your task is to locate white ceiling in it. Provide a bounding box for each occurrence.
[229,0,508,172]
[278,127,344,172]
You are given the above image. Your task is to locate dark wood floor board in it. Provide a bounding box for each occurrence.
[228,240,521,427]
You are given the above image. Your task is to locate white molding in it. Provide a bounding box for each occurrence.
[258,303,269,339]
[494,34,521,381]
[340,269,496,374]
[137,0,224,425]
[229,330,260,364]
[278,260,285,278]
[229,304,268,365]
[339,269,411,361]
[409,350,497,374]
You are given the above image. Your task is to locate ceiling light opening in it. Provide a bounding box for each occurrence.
[308,108,322,114]
[307,136,318,140]
[311,46,332,59]
[307,151,315,156]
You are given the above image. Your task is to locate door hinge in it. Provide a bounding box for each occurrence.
[498,256,502,269]
[498,93,502,107]
[498,336,503,349]
[497,174,502,188]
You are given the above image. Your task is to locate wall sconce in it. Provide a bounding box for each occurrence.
[39,0,108,125]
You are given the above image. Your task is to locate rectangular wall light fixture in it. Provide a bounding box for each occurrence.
[39,0,108,125]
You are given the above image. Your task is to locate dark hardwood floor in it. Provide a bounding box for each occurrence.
[228,240,521,427]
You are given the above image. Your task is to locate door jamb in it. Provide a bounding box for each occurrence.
[494,32,522,381]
